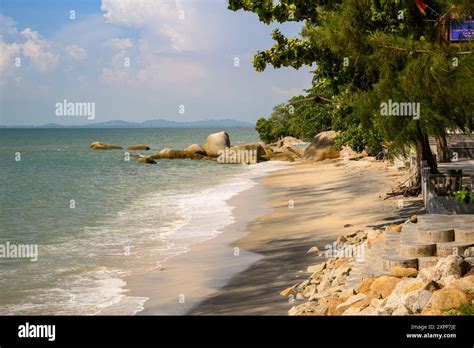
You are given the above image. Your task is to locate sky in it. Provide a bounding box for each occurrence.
[0,0,313,126]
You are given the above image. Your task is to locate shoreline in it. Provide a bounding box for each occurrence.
[189,158,420,314]
[126,168,274,315]
[127,157,418,315]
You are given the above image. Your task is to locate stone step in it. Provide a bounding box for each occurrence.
[454,229,474,243]
[382,255,418,271]
[417,228,455,243]
[436,242,474,257]
[418,256,441,269]
[399,242,436,257]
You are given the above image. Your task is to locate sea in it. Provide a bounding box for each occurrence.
[0,128,286,315]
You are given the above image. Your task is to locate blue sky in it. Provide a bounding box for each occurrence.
[0,0,313,126]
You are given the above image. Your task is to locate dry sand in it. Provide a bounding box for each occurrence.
[128,158,423,315]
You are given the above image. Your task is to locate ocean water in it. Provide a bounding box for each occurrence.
[0,128,286,315]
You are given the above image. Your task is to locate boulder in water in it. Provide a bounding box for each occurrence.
[185,144,206,156]
[90,141,123,150]
[203,131,230,157]
[128,145,151,151]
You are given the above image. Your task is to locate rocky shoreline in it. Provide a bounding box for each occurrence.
[284,220,474,316]
[88,131,348,165]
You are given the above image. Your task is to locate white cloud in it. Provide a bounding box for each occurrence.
[20,28,58,71]
[100,0,212,52]
[104,37,133,49]
[64,45,87,61]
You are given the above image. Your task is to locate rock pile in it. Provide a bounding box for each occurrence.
[285,223,474,316]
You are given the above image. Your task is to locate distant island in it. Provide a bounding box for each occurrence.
[1,119,254,129]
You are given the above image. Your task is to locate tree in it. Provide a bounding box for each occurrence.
[229,0,473,180]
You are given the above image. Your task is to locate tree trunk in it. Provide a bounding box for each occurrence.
[436,135,451,163]
[414,123,438,187]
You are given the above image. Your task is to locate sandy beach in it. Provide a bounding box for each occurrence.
[127,158,422,315]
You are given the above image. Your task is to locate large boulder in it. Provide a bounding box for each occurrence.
[90,141,123,150]
[422,288,469,315]
[203,131,230,157]
[150,148,209,160]
[127,145,150,150]
[274,136,306,156]
[185,144,206,156]
[218,143,266,164]
[303,131,340,162]
[369,276,401,299]
[275,136,305,148]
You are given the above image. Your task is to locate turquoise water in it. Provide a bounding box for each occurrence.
[0,128,284,315]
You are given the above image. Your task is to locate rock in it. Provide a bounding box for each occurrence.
[434,255,467,280]
[422,288,469,315]
[465,266,474,277]
[89,141,123,150]
[307,246,320,253]
[303,284,317,298]
[336,235,347,243]
[309,290,330,302]
[356,277,375,294]
[185,144,206,155]
[412,290,433,313]
[392,304,410,315]
[334,258,350,268]
[336,293,366,312]
[280,287,297,297]
[464,247,474,257]
[380,278,424,315]
[410,215,418,223]
[276,136,305,148]
[344,224,353,228]
[220,143,266,164]
[127,145,150,150]
[370,276,402,299]
[367,234,387,248]
[423,280,443,292]
[446,275,474,293]
[267,150,300,162]
[367,229,383,240]
[319,296,343,316]
[303,131,340,162]
[137,157,156,164]
[150,149,209,160]
[338,288,356,302]
[203,131,230,157]
[417,267,439,282]
[385,224,403,233]
[391,266,418,278]
[307,262,326,274]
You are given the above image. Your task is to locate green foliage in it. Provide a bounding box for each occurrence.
[255,80,334,143]
[459,303,474,316]
[333,123,383,154]
[453,187,474,205]
[230,0,474,164]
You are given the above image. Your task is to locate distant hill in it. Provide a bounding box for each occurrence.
[2,119,254,128]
